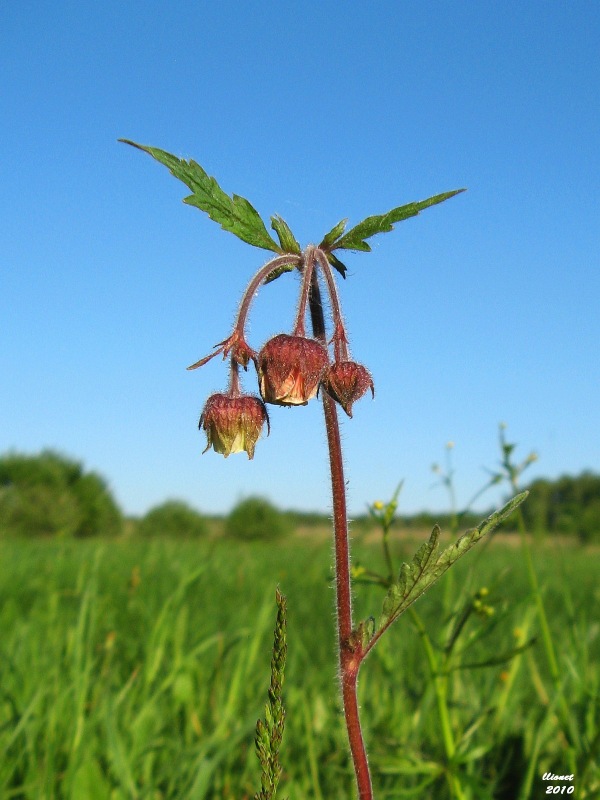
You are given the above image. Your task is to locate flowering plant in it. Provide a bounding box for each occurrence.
[121,138,527,799]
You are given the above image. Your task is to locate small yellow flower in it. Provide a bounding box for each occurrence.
[373,500,384,511]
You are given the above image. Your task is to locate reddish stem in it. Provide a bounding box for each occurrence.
[292,246,316,337]
[227,357,241,396]
[234,253,302,332]
[314,248,350,361]
[308,270,373,800]
[187,253,301,372]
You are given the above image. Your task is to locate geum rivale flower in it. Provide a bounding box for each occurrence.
[258,334,329,406]
[199,393,269,459]
[322,361,374,417]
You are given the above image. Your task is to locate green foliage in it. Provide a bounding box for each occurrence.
[254,588,287,800]
[522,471,600,543]
[362,493,528,653]
[319,218,348,250]
[0,537,597,798]
[358,488,542,798]
[121,140,465,281]
[137,500,208,539]
[270,215,301,255]
[226,497,291,541]
[325,189,466,252]
[0,450,122,538]
[119,140,282,253]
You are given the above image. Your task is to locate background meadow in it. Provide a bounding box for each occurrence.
[1,445,599,797]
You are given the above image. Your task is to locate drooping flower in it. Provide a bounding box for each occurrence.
[199,393,269,459]
[257,334,330,406]
[322,361,374,417]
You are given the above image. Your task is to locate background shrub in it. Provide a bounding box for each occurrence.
[225,496,291,541]
[521,471,600,543]
[137,500,208,538]
[0,450,122,538]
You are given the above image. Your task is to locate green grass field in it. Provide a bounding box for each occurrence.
[0,532,598,799]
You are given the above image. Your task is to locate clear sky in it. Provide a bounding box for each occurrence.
[2,2,599,518]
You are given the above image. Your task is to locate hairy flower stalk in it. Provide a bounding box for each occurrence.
[314,248,350,362]
[187,254,301,372]
[292,245,316,337]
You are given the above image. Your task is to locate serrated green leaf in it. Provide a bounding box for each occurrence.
[271,215,301,254]
[319,218,347,250]
[326,251,348,279]
[371,492,528,647]
[332,189,466,252]
[382,582,402,619]
[119,139,281,253]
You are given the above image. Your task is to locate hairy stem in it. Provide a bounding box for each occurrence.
[228,358,241,396]
[314,249,350,361]
[187,253,301,372]
[235,254,302,333]
[308,270,373,800]
[292,246,315,336]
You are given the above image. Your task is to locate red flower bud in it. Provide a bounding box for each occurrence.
[322,361,374,417]
[199,393,269,459]
[258,334,329,406]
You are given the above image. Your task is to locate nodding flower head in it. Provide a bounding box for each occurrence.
[322,361,374,417]
[199,393,269,459]
[258,333,329,406]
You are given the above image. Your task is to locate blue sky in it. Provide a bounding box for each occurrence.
[2,2,599,517]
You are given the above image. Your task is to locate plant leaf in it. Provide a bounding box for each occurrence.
[119,140,281,253]
[364,492,528,654]
[319,218,347,250]
[326,252,348,279]
[332,189,466,253]
[271,216,301,255]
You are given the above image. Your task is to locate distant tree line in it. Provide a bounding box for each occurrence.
[0,451,290,541]
[1,451,598,543]
[519,471,600,544]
